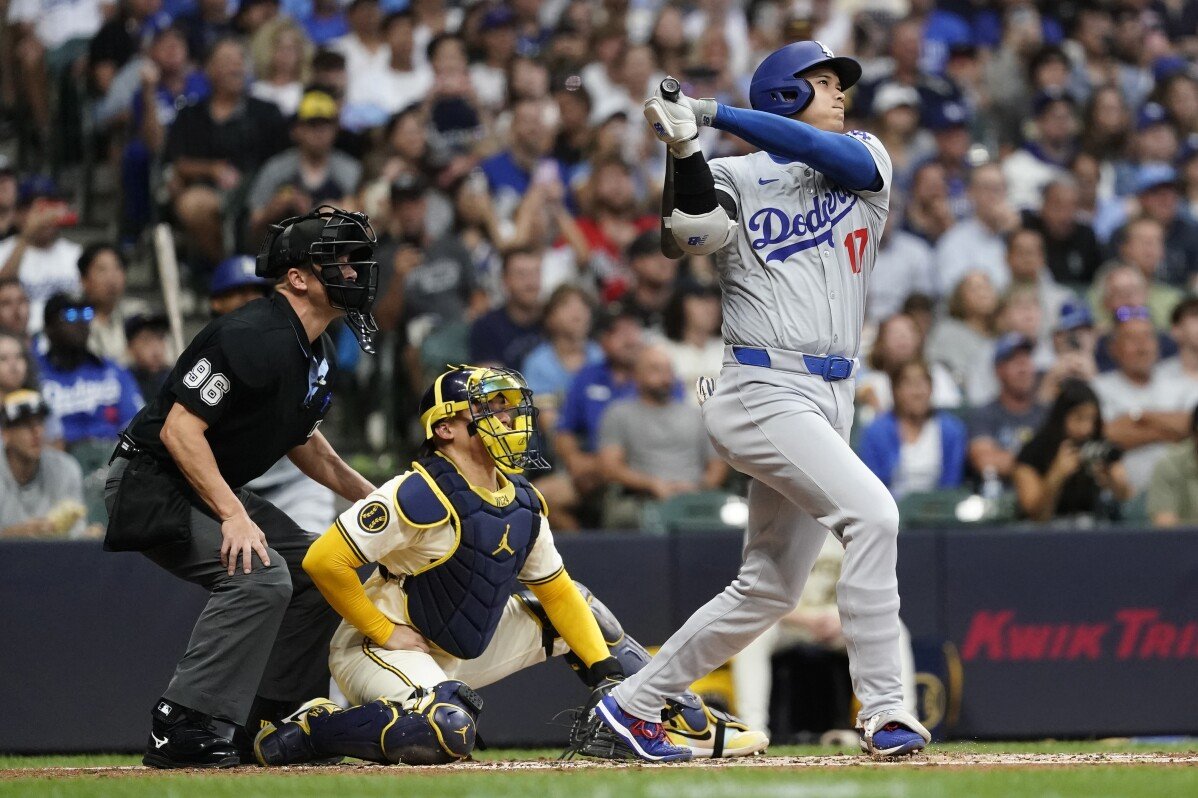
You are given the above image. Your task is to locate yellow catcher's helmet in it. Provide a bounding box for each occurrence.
[418,366,549,474]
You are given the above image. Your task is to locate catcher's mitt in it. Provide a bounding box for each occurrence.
[559,676,637,761]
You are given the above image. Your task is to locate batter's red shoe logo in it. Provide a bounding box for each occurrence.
[959,608,1198,662]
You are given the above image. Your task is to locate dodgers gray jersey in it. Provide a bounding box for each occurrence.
[709,131,893,359]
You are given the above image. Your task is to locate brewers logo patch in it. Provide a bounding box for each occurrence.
[357,501,390,533]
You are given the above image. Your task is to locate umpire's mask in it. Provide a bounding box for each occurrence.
[418,366,550,475]
[257,205,380,354]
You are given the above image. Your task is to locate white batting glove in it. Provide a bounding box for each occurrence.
[644,82,701,158]
[683,96,718,128]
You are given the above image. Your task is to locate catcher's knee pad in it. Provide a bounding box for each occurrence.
[515,582,652,685]
[384,680,484,765]
[285,681,482,766]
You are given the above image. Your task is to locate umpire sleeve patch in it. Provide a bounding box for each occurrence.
[395,473,450,528]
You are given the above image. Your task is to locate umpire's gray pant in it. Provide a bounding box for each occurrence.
[105,457,339,726]
[612,360,905,727]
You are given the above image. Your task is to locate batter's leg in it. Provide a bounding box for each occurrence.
[616,371,907,728]
[613,477,828,721]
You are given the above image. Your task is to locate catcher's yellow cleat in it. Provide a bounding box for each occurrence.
[664,702,769,759]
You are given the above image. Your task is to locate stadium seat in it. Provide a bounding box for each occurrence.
[643,490,748,536]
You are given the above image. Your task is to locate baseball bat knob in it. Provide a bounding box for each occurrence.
[660,77,681,102]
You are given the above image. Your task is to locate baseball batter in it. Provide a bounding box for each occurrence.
[591,41,932,761]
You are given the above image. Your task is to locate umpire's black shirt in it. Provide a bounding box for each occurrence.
[126,293,335,489]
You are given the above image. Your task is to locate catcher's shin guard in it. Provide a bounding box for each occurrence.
[518,583,769,758]
[255,682,483,766]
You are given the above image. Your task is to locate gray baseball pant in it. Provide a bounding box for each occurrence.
[612,357,905,726]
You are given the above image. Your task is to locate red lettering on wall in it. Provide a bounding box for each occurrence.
[961,610,1013,661]
[1116,609,1160,659]
[1008,625,1054,660]
[1139,623,1177,659]
[1065,625,1108,660]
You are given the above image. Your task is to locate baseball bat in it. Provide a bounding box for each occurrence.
[153,223,186,355]
[659,77,684,259]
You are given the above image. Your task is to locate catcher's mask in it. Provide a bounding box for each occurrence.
[418,366,549,475]
[257,205,379,354]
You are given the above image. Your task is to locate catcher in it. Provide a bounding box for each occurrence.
[253,366,768,766]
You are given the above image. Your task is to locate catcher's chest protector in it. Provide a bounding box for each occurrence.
[403,456,541,659]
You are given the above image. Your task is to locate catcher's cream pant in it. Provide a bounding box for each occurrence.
[614,357,906,727]
[330,596,569,704]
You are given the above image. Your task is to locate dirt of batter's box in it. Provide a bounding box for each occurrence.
[5,752,1198,780]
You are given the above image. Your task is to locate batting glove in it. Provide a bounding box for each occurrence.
[644,82,701,158]
[683,96,718,128]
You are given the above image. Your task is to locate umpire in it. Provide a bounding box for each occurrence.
[104,206,380,769]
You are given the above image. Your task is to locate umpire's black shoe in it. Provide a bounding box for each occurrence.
[143,699,240,769]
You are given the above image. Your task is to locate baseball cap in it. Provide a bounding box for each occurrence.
[926,101,969,132]
[1056,298,1094,332]
[483,5,515,28]
[17,174,61,207]
[390,173,428,203]
[296,89,339,123]
[1136,102,1170,132]
[0,389,51,428]
[873,84,920,115]
[211,255,272,295]
[1031,88,1075,117]
[1132,163,1180,194]
[124,312,171,340]
[993,332,1035,365]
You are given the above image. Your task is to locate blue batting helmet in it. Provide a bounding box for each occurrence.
[211,255,272,296]
[749,40,862,117]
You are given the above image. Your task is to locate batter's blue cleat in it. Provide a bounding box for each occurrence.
[594,695,693,763]
[859,708,931,757]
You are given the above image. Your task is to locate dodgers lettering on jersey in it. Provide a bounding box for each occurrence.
[709,130,892,359]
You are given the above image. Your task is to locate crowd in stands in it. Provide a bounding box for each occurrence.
[3,0,1198,537]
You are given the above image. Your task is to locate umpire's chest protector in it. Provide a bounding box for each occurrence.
[402,456,541,659]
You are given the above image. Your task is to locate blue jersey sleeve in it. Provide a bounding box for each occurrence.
[713,105,882,192]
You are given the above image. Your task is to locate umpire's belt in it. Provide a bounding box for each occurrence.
[729,345,857,381]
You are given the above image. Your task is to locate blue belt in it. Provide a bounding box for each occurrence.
[731,346,855,381]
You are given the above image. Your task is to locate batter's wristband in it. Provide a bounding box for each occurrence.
[672,151,719,216]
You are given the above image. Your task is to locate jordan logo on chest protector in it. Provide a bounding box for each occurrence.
[492,524,515,558]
